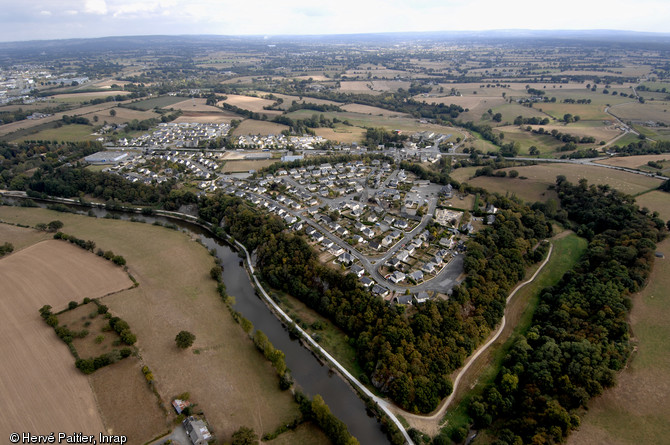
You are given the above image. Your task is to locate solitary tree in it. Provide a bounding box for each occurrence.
[231,426,258,445]
[175,330,196,349]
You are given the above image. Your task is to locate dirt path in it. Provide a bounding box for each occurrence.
[388,241,555,435]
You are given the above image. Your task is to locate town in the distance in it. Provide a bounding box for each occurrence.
[1,28,669,445]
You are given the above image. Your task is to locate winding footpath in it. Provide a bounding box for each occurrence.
[398,242,554,424]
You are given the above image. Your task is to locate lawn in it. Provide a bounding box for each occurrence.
[0,207,302,443]
[125,96,186,110]
[447,233,587,439]
[568,237,670,445]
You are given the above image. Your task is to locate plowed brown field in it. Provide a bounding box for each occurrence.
[0,239,132,438]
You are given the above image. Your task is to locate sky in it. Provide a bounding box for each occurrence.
[1,0,669,42]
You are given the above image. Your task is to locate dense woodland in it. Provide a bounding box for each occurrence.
[199,192,551,413]
[463,178,666,445]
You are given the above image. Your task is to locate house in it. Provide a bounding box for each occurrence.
[353,235,365,244]
[172,399,190,414]
[331,246,345,256]
[389,271,406,284]
[396,250,409,262]
[388,257,402,269]
[414,291,430,303]
[439,236,455,249]
[394,219,409,230]
[350,264,365,278]
[369,241,381,251]
[372,284,389,296]
[183,417,212,445]
[381,236,394,247]
[409,270,424,282]
[362,227,375,238]
[422,262,436,274]
[393,294,413,305]
[360,276,374,288]
[338,252,354,264]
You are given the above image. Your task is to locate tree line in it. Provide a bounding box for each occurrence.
[198,191,551,413]
[465,177,666,444]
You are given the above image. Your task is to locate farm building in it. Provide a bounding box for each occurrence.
[183,416,212,445]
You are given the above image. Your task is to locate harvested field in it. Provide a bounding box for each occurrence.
[595,154,670,169]
[337,81,382,95]
[0,102,118,137]
[568,237,670,445]
[89,357,168,443]
[465,175,559,203]
[635,191,670,221]
[415,95,503,110]
[169,98,223,113]
[611,101,670,125]
[172,111,241,124]
[85,107,160,126]
[54,91,130,101]
[523,123,623,142]
[341,103,409,117]
[232,119,289,136]
[463,164,663,201]
[11,123,97,142]
[0,237,131,439]
[126,96,185,110]
[221,159,277,172]
[314,126,366,144]
[0,207,302,443]
[220,94,283,115]
[0,222,50,250]
[535,102,612,121]
[270,94,342,110]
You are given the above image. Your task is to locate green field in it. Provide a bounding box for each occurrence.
[446,232,587,439]
[11,123,96,142]
[568,237,670,445]
[124,95,186,110]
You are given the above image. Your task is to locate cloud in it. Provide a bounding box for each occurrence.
[85,0,108,15]
[40,10,51,16]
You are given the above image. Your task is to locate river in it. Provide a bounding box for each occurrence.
[6,198,390,445]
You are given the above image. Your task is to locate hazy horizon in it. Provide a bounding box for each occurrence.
[1,0,669,44]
